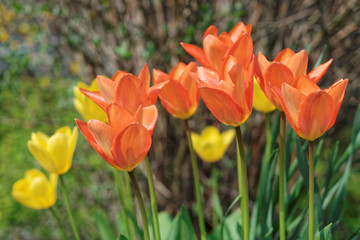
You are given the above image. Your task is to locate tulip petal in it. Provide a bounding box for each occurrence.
[28,141,57,173]
[226,33,253,67]
[111,124,151,171]
[79,89,107,111]
[113,74,149,114]
[298,91,335,141]
[326,79,348,127]
[264,62,295,109]
[181,42,212,69]
[229,22,252,42]
[47,132,70,174]
[308,59,333,84]
[203,34,229,71]
[97,75,116,103]
[159,80,193,119]
[197,67,220,88]
[274,48,295,63]
[148,81,169,104]
[199,87,246,126]
[106,103,138,132]
[286,50,308,78]
[31,132,49,149]
[169,62,187,80]
[142,105,158,135]
[221,129,236,147]
[111,70,128,82]
[296,75,321,96]
[138,64,151,92]
[253,78,276,113]
[204,25,218,37]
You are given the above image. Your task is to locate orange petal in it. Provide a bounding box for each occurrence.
[274,48,295,63]
[308,59,333,84]
[97,75,116,103]
[203,34,229,71]
[159,80,192,119]
[219,55,237,85]
[254,52,270,90]
[169,62,187,80]
[326,79,348,127]
[228,64,246,107]
[138,64,151,92]
[298,91,335,141]
[197,67,220,88]
[152,69,168,84]
[113,74,149,114]
[204,25,218,38]
[225,33,253,67]
[181,42,212,69]
[111,124,151,171]
[296,75,321,96]
[79,89,107,111]
[229,22,252,42]
[142,105,158,135]
[111,70,128,82]
[278,83,305,130]
[199,87,247,126]
[264,62,294,109]
[106,104,138,132]
[286,50,308,78]
[177,62,199,108]
[148,81,169,104]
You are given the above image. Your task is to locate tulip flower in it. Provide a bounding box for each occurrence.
[153,62,199,119]
[74,79,108,122]
[12,169,57,210]
[194,53,254,126]
[75,103,157,171]
[274,77,348,141]
[254,48,333,111]
[191,126,235,162]
[28,126,78,175]
[181,22,252,72]
[80,64,167,115]
[253,77,276,113]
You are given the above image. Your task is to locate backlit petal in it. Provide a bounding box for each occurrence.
[286,50,308,78]
[229,23,252,42]
[97,75,116,103]
[203,34,229,71]
[79,89,107,111]
[225,33,253,67]
[142,105,158,135]
[181,42,212,69]
[274,48,295,63]
[308,59,333,84]
[106,103,138,132]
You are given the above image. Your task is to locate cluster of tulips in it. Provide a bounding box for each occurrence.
[12,22,349,240]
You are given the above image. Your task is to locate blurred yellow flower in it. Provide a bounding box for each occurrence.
[253,77,276,113]
[74,79,108,122]
[0,27,9,43]
[28,126,78,174]
[18,23,30,34]
[12,169,58,210]
[70,60,81,75]
[191,126,235,163]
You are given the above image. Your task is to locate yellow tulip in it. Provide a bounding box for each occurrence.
[12,169,58,210]
[191,126,235,163]
[73,80,108,122]
[253,77,276,113]
[28,126,78,174]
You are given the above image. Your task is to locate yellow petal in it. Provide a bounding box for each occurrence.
[221,129,236,148]
[28,141,57,173]
[47,133,70,174]
[253,78,276,113]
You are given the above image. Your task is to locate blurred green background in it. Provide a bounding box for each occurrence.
[0,0,359,239]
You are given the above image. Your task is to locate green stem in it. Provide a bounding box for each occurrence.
[279,112,286,240]
[128,171,150,240]
[184,119,206,240]
[113,169,135,240]
[235,126,249,240]
[211,164,219,228]
[49,207,68,240]
[265,113,272,161]
[309,141,314,240]
[59,175,81,240]
[144,156,161,240]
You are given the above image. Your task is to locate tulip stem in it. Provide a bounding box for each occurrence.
[113,169,135,240]
[309,141,315,240]
[128,171,150,240]
[184,119,206,240]
[144,156,161,240]
[59,175,81,240]
[279,112,286,240]
[235,126,249,240]
[49,207,68,240]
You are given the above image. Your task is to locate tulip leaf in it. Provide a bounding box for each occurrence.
[94,210,116,240]
[315,223,332,240]
[346,226,360,240]
[210,209,242,240]
[324,141,339,197]
[118,235,129,240]
[166,206,197,240]
[158,211,173,240]
[313,45,328,69]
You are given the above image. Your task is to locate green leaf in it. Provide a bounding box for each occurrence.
[118,235,129,240]
[166,207,197,240]
[324,141,339,197]
[210,209,242,240]
[94,210,116,240]
[313,45,328,69]
[315,223,332,240]
[158,212,173,240]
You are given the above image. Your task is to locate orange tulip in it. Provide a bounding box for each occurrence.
[181,22,252,72]
[254,48,333,110]
[75,103,158,171]
[273,77,348,141]
[153,62,199,119]
[194,52,254,126]
[80,64,167,115]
